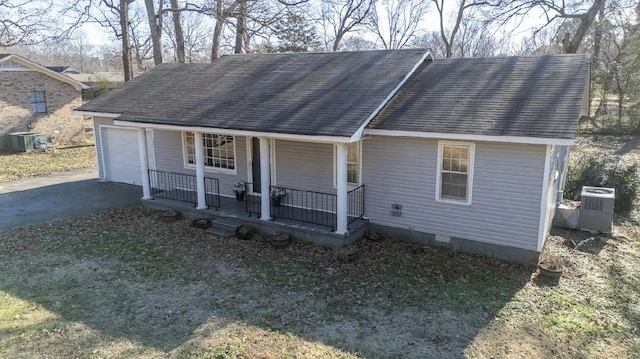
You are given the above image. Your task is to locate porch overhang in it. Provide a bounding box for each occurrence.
[112,118,355,144]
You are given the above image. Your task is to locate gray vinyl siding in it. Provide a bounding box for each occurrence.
[540,144,568,250]
[362,136,546,251]
[152,129,247,198]
[93,116,115,180]
[274,139,335,194]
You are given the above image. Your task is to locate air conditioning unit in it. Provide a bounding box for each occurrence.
[7,132,48,152]
[578,186,615,234]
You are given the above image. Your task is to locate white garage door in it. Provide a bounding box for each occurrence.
[103,127,142,185]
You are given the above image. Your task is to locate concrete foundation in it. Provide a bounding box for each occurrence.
[370,223,541,265]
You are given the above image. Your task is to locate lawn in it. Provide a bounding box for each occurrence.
[0,205,638,358]
[0,135,639,358]
[0,146,97,183]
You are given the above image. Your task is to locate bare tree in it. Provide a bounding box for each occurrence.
[496,0,606,53]
[320,0,375,51]
[0,0,56,47]
[169,0,186,62]
[143,0,164,65]
[367,0,429,49]
[432,0,497,58]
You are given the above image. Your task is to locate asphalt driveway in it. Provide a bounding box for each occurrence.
[0,168,142,231]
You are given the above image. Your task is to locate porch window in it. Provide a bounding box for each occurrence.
[184,132,236,172]
[334,142,361,187]
[347,142,359,184]
[437,141,474,205]
[31,91,47,113]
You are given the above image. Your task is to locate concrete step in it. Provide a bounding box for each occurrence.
[206,217,243,238]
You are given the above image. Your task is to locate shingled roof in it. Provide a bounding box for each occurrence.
[78,49,429,137]
[369,54,590,140]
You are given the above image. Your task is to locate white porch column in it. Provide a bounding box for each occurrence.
[335,142,348,235]
[259,137,271,221]
[193,132,208,209]
[137,128,152,200]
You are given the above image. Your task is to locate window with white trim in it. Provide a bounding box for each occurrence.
[334,142,361,187]
[31,91,47,113]
[347,142,359,184]
[437,141,474,204]
[184,132,236,171]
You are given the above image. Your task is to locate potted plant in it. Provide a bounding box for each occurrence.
[270,187,286,207]
[233,182,246,201]
[538,254,565,279]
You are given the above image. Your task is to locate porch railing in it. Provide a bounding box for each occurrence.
[244,182,365,230]
[148,169,220,208]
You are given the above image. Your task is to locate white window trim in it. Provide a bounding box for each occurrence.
[182,132,238,175]
[333,141,362,189]
[436,140,475,206]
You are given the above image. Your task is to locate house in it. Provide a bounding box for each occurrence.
[0,54,90,151]
[46,66,82,74]
[76,50,590,264]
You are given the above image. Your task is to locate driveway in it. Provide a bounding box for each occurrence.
[0,168,142,231]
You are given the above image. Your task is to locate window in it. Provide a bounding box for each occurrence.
[347,142,359,184]
[184,132,236,172]
[437,141,474,204]
[334,142,361,187]
[31,91,47,113]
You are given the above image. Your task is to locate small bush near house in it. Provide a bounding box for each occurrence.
[564,154,640,212]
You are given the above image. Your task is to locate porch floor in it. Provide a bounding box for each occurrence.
[142,196,368,247]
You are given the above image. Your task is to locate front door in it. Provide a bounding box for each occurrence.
[251,137,261,193]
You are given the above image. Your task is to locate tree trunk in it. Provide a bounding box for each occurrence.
[234,0,246,54]
[170,0,186,63]
[211,0,224,61]
[563,0,606,53]
[120,0,133,81]
[144,0,163,65]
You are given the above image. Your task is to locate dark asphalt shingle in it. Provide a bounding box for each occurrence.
[369,54,590,139]
[78,49,429,137]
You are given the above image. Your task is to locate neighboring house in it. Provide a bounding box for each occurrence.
[76,50,590,264]
[0,54,89,151]
[46,66,82,74]
[66,72,124,100]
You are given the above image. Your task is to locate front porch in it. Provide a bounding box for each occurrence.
[145,169,368,246]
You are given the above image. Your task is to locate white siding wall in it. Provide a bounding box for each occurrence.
[539,144,568,250]
[362,136,546,251]
[152,129,248,197]
[274,139,336,194]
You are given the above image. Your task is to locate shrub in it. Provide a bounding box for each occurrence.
[564,155,640,213]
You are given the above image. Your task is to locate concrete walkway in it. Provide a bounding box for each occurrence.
[0,168,142,231]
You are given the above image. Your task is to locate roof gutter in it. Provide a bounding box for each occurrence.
[350,50,433,142]
[364,129,574,146]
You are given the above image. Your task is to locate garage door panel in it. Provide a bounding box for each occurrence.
[104,128,142,185]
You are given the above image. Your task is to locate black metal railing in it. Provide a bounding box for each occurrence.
[347,184,365,225]
[244,182,365,230]
[148,169,220,208]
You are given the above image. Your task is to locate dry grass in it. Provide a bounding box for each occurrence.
[0,146,97,183]
[0,204,638,358]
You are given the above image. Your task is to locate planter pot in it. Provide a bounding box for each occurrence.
[539,263,563,279]
[160,210,181,222]
[271,197,282,207]
[270,233,290,248]
[235,192,245,201]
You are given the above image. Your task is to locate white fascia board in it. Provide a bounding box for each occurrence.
[113,120,352,144]
[75,110,122,118]
[363,129,574,146]
[7,54,90,90]
[350,51,433,142]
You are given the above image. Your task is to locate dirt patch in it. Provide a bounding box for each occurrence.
[0,146,96,183]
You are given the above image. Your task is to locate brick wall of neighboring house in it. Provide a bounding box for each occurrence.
[0,71,87,151]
